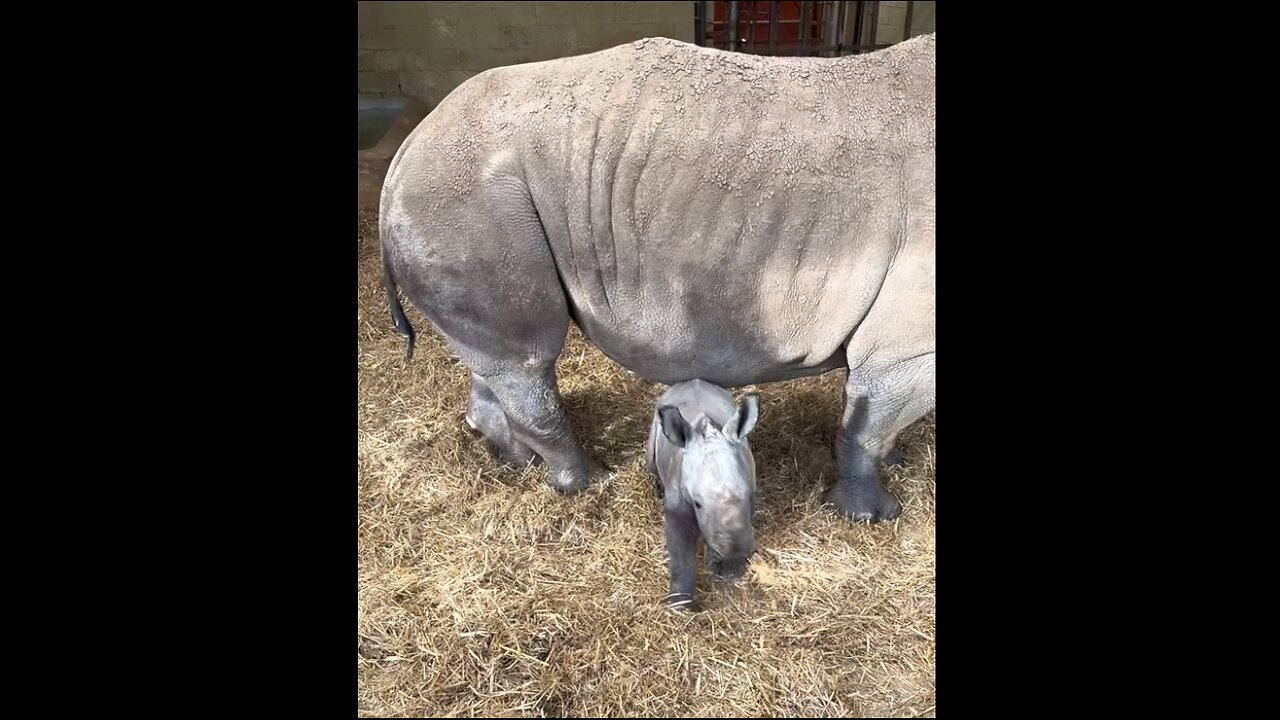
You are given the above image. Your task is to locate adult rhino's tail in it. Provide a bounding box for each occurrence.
[381,250,416,361]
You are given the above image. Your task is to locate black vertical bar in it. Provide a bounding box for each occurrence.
[768,0,778,53]
[748,0,756,52]
[863,0,879,49]
[834,0,847,55]
[850,1,862,53]
[728,1,740,51]
[819,0,828,56]
[903,0,914,41]
[695,1,705,46]
[799,1,811,55]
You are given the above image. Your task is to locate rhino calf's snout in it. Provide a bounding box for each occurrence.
[709,530,755,562]
[709,535,754,580]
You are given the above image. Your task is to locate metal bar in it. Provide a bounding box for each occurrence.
[768,0,778,53]
[728,1,740,51]
[827,1,840,57]
[744,42,888,55]
[748,0,756,52]
[903,0,914,41]
[834,0,848,55]
[850,1,862,54]
[799,1,811,55]
[694,1,705,46]
[862,1,879,49]
[718,18,808,26]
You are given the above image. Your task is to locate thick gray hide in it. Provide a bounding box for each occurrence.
[381,36,935,521]
[645,380,759,608]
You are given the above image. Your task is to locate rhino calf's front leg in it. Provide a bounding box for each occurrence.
[663,505,699,611]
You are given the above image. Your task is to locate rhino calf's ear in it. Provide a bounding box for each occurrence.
[659,405,692,448]
[724,394,760,441]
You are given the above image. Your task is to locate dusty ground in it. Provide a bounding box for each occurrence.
[357,210,935,717]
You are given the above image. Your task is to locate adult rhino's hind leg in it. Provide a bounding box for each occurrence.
[479,364,606,494]
[827,356,935,523]
[466,373,541,469]
[385,164,606,494]
[883,446,906,467]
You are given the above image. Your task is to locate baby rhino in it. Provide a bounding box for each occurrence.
[646,379,760,610]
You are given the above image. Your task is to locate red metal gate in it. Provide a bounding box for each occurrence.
[695,1,916,56]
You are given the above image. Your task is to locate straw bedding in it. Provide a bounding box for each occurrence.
[357,210,935,717]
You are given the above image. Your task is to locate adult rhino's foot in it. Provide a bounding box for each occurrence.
[883,447,906,467]
[545,460,609,494]
[825,480,903,523]
[462,413,542,470]
[497,449,543,470]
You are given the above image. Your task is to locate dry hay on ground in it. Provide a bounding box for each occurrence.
[357,210,935,718]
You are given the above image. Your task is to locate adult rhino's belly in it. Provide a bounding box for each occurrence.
[547,214,872,386]
[572,303,847,387]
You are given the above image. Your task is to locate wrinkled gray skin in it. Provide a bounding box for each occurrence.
[645,380,759,609]
[381,35,935,522]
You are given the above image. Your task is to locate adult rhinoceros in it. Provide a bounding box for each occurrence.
[380,34,934,522]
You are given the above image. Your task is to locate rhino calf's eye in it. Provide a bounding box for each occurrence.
[694,501,703,509]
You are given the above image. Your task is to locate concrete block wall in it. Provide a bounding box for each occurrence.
[358,1,695,106]
[876,1,935,45]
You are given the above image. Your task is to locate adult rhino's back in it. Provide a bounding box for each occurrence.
[382,35,935,386]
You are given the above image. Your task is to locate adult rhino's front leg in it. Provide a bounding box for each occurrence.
[827,356,935,522]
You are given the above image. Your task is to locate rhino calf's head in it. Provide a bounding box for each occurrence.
[658,393,760,578]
